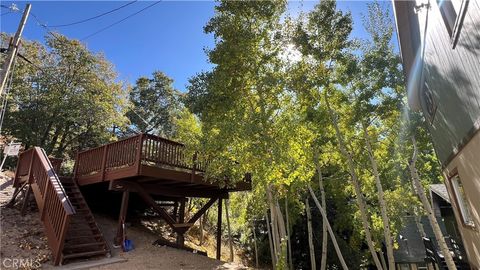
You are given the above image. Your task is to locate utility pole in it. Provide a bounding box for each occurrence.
[0,3,31,96]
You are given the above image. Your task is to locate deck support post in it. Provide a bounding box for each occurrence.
[5,181,27,208]
[173,201,179,221]
[20,184,32,215]
[176,198,186,247]
[216,197,223,260]
[115,190,130,247]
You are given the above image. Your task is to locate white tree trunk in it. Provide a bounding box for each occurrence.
[265,213,277,269]
[325,94,383,270]
[225,199,234,262]
[408,137,457,270]
[267,186,280,261]
[275,199,288,266]
[306,199,317,270]
[314,151,328,270]
[362,123,395,270]
[308,185,349,270]
[267,185,288,267]
[199,214,204,245]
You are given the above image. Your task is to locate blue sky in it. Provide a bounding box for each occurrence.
[1,1,397,92]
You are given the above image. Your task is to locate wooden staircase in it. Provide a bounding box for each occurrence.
[12,147,109,265]
[60,177,110,262]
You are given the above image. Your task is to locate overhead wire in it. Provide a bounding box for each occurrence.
[47,1,138,28]
[81,1,162,41]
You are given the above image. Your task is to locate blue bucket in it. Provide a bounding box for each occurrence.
[123,239,134,252]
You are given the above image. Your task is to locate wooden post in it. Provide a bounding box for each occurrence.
[225,199,233,262]
[176,198,186,247]
[173,201,179,221]
[136,134,144,174]
[0,4,31,95]
[20,184,32,215]
[190,152,197,182]
[100,146,108,181]
[216,197,223,260]
[115,190,130,246]
[27,150,35,184]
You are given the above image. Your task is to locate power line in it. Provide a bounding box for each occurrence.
[47,1,138,28]
[81,1,162,41]
[30,12,64,41]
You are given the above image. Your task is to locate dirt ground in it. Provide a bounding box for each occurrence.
[0,172,249,270]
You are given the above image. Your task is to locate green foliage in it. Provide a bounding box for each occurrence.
[1,33,128,159]
[126,71,180,137]
[1,1,445,268]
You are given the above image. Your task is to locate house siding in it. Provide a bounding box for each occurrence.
[393,0,480,268]
[418,0,480,165]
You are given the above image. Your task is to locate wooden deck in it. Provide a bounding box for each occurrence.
[74,133,251,198]
[12,134,250,261]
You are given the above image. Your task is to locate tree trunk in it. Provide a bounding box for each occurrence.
[408,137,457,270]
[306,199,316,270]
[55,124,71,156]
[267,187,280,263]
[199,214,204,245]
[379,250,388,270]
[252,221,259,268]
[314,151,328,270]
[362,122,395,270]
[265,213,276,269]
[325,92,383,270]
[275,198,288,266]
[285,197,293,270]
[268,185,288,267]
[47,124,63,155]
[225,199,234,262]
[40,121,54,148]
[308,185,349,270]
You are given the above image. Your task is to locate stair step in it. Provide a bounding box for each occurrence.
[61,182,76,185]
[70,219,96,225]
[173,223,194,228]
[72,214,94,220]
[69,224,97,231]
[64,242,106,249]
[68,227,100,233]
[61,179,110,263]
[65,234,103,241]
[62,250,108,260]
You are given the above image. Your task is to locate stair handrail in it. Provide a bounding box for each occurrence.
[17,147,75,265]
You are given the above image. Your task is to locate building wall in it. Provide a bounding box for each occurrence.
[443,131,480,269]
[416,2,480,267]
[394,0,480,268]
[415,0,480,166]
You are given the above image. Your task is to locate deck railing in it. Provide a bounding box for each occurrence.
[15,147,75,265]
[74,133,207,181]
[13,148,33,187]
